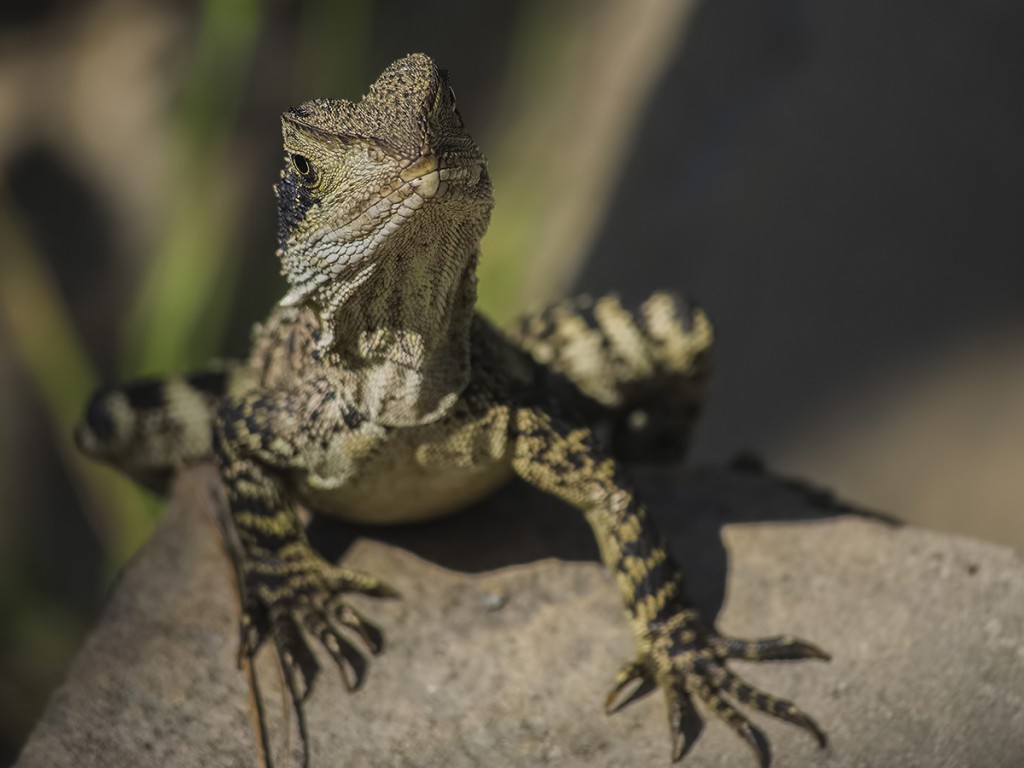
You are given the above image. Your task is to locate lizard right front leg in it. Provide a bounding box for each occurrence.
[214,389,395,764]
[511,405,828,766]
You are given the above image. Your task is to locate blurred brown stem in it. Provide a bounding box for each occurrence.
[479,0,702,321]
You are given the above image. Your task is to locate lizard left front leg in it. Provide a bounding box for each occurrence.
[511,406,828,766]
[214,388,395,765]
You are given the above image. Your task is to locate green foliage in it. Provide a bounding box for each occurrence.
[124,0,268,374]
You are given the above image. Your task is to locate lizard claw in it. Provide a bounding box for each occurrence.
[240,557,392,686]
[604,658,648,713]
[665,681,704,763]
[711,634,831,663]
[607,620,828,766]
[237,611,264,668]
[236,554,397,766]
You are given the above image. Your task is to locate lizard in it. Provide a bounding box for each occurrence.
[75,53,828,767]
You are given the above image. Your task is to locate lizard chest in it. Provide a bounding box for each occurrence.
[248,307,524,525]
[295,402,514,525]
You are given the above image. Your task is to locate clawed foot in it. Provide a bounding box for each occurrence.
[239,553,397,765]
[607,614,828,767]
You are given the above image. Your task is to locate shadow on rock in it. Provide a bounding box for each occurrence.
[307,455,892,621]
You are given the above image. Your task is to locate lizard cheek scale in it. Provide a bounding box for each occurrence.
[77,53,827,767]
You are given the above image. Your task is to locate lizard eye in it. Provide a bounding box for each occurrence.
[291,154,317,184]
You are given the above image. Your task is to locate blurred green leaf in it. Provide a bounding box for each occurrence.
[123,0,267,375]
[0,197,156,567]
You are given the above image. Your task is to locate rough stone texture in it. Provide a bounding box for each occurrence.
[16,463,1024,768]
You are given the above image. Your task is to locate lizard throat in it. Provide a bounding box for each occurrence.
[307,200,488,428]
[278,159,486,310]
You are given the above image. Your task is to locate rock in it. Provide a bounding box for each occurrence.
[15,463,1024,768]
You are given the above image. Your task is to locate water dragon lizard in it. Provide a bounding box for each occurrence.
[76,53,828,766]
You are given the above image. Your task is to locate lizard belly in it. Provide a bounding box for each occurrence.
[299,456,513,524]
[297,417,514,525]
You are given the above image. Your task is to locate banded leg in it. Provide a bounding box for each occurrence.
[75,366,242,491]
[510,406,828,766]
[214,389,395,767]
[507,292,713,462]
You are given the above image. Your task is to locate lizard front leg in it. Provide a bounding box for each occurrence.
[510,406,828,766]
[214,388,395,764]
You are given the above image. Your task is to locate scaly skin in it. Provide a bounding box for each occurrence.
[76,53,828,767]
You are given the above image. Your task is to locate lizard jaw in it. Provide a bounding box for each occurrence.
[280,158,487,309]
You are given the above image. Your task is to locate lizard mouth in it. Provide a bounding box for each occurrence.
[329,156,485,243]
[399,156,486,202]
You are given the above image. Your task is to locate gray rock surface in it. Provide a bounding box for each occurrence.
[16,463,1024,768]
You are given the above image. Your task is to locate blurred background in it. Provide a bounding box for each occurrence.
[0,0,1022,761]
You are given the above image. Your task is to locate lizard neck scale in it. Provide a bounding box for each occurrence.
[274,54,493,426]
[314,191,486,427]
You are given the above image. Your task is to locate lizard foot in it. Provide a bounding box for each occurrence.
[238,553,398,765]
[240,554,398,691]
[606,614,828,767]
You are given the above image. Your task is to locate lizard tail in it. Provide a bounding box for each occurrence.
[508,292,714,462]
[75,367,240,492]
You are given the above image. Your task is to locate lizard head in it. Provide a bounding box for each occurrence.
[275,53,493,310]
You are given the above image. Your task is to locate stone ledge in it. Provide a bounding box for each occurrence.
[15,464,1024,768]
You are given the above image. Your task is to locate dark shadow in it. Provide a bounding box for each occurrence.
[577,0,1024,462]
[6,144,120,373]
[3,144,115,766]
[3,146,112,614]
[308,457,887,623]
[0,0,65,26]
